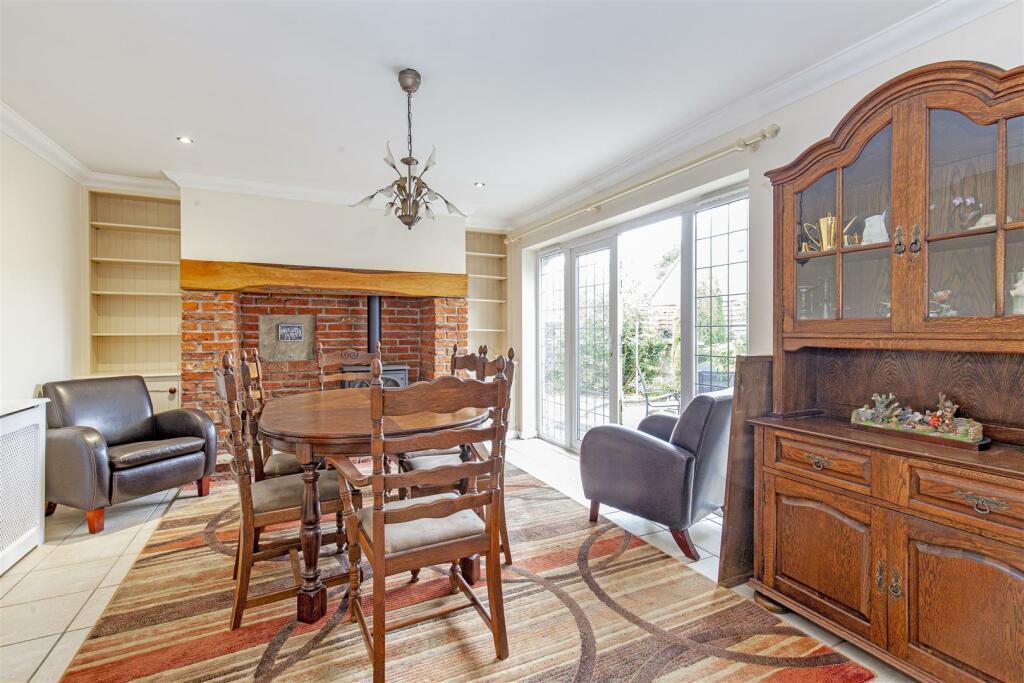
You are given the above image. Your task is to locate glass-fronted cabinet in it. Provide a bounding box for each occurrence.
[770,63,1024,352]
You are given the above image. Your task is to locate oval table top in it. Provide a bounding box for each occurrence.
[259,387,489,446]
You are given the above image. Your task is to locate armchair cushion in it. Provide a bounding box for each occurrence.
[263,451,303,477]
[580,425,694,528]
[107,437,206,470]
[357,492,485,554]
[403,452,464,471]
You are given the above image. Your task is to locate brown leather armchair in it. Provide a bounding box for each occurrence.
[42,376,217,533]
[579,388,732,561]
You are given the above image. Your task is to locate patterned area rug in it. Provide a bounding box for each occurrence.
[62,466,873,682]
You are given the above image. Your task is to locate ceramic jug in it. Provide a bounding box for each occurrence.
[862,210,888,244]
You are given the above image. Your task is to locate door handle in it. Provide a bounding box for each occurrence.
[893,226,906,255]
[908,225,921,255]
[889,570,902,598]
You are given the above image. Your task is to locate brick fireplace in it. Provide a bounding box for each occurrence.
[180,289,468,445]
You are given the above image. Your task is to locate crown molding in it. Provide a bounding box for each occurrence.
[507,0,1015,232]
[1,101,90,182]
[2,100,179,197]
[163,170,351,205]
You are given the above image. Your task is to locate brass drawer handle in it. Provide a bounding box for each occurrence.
[889,570,902,598]
[908,225,921,255]
[955,490,1011,516]
[875,561,885,592]
[805,454,832,471]
[894,225,906,255]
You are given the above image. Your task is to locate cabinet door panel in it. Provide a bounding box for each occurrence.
[889,514,1024,682]
[763,474,887,645]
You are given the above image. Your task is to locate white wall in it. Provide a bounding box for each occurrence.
[1,133,86,401]
[180,188,467,274]
[510,1,1024,436]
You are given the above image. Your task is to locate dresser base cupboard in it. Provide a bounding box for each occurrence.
[754,61,1024,683]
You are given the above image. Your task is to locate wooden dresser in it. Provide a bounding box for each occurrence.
[752,62,1024,682]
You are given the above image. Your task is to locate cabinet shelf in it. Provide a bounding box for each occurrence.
[91,222,180,235]
[91,291,181,297]
[469,328,506,333]
[466,251,507,259]
[468,273,507,281]
[468,298,507,304]
[91,257,180,266]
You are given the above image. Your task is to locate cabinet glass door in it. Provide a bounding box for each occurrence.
[1006,116,1024,315]
[794,171,837,320]
[926,109,998,319]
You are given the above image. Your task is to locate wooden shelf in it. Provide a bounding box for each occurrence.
[91,291,181,297]
[466,251,507,259]
[468,298,508,304]
[91,257,180,266]
[92,332,180,337]
[468,273,507,281]
[91,221,181,235]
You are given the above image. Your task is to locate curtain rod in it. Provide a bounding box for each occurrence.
[505,124,780,245]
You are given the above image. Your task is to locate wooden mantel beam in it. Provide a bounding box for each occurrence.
[180,259,468,298]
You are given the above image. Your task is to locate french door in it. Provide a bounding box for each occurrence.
[537,239,619,449]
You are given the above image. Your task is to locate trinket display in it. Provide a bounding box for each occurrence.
[928,288,957,318]
[860,211,889,244]
[851,392,987,448]
[1011,270,1024,314]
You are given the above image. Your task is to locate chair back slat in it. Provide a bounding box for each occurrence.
[318,341,381,390]
[213,353,252,487]
[450,343,484,378]
[384,459,493,492]
[383,374,507,417]
[384,425,497,455]
[384,490,492,524]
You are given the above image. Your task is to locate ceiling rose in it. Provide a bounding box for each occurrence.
[352,68,465,229]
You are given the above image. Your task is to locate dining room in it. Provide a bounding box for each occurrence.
[3,1,1024,682]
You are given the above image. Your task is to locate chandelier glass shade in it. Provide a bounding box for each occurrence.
[352,68,465,229]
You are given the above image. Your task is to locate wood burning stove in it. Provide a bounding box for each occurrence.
[346,295,409,388]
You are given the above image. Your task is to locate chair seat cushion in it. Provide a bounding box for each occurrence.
[404,452,464,471]
[357,493,486,555]
[107,437,206,470]
[263,451,303,477]
[251,472,342,515]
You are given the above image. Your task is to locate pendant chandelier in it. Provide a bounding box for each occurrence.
[352,68,465,229]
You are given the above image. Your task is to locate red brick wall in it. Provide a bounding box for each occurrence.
[180,290,467,447]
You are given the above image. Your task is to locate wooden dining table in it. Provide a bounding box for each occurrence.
[258,387,490,624]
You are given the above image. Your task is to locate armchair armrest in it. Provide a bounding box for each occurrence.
[637,413,677,442]
[45,426,111,510]
[153,408,217,476]
[579,424,695,529]
[327,456,370,488]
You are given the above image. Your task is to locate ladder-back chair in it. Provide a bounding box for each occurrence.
[328,358,510,682]
[215,352,350,630]
[317,341,381,390]
[239,349,302,480]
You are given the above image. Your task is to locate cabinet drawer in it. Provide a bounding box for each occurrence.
[145,378,181,413]
[768,433,872,494]
[909,461,1024,543]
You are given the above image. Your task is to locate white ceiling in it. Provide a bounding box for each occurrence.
[2,1,941,228]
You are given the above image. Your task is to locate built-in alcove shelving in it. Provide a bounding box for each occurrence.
[88,192,183,409]
[465,231,509,354]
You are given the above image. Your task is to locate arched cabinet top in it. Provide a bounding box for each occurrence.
[766,61,1024,185]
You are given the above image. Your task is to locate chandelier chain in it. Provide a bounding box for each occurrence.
[407,92,413,160]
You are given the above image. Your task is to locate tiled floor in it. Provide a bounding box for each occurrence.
[0,489,177,682]
[505,438,916,683]
[0,439,914,682]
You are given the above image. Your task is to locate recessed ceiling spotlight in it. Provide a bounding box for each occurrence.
[473,181,486,188]
[176,136,194,144]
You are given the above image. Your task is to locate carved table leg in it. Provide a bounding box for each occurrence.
[297,443,326,623]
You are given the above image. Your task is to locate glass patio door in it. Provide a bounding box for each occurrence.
[571,239,618,446]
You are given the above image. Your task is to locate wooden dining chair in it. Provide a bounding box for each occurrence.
[239,349,302,480]
[317,341,381,390]
[215,351,352,630]
[328,358,510,683]
[401,345,516,566]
